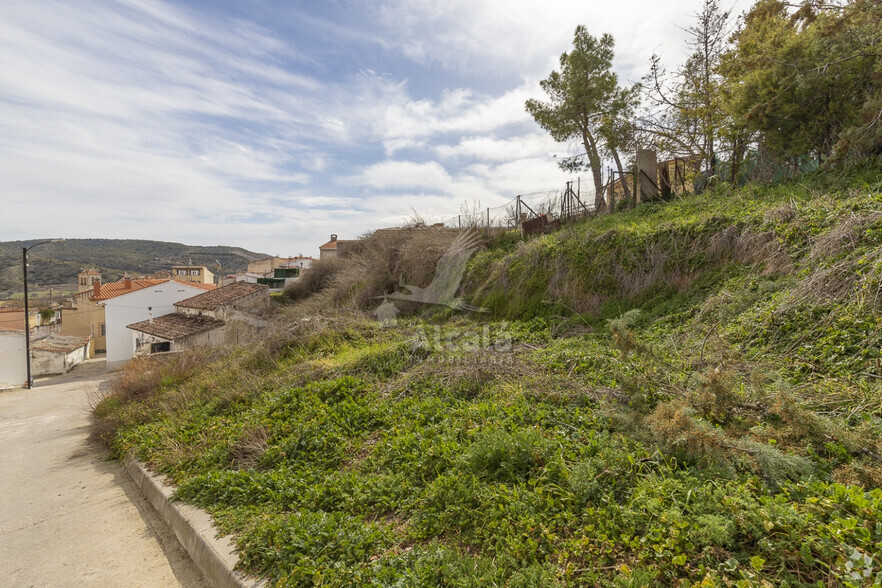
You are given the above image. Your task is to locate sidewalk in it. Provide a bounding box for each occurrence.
[0,359,206,587]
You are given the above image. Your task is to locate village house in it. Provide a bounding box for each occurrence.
[100,279,215,370]
[127,314,225,357]
[318,234,356,260]
[0,329,90,387]
[127,282,269,358]
[246,256,316,276]
[0,329,26,388]
[30,335,91,376]
[171,265,215,285]
[240,256,317,288]
[63,272,159,356]
[0,308,39,332]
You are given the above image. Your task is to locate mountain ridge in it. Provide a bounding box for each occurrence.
[0,238,270,292]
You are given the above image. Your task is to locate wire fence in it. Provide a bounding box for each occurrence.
[428,148,819,236]
[435,177,602,231]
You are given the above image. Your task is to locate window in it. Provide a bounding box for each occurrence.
[190,269,200,276]
[150,341,171,353]
[177,269,188,276]
[100,323,106,336]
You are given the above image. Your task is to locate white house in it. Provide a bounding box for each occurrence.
[101,279,214,370]
[30,335,91,376]
[127,282,269,359]
[0,329,27,388]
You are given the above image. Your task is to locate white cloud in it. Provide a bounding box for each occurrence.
[1,0,748,258]
[353,161,452,190]
[370,0,749,81]
[435,133,558,162]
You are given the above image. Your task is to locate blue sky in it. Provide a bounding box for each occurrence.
[2,0,745,257]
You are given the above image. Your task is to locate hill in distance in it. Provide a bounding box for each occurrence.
[0,238,269,292]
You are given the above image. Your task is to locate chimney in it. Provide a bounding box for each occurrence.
[330,234,337,242]
[92,280,101,298]
[124,276,132,289]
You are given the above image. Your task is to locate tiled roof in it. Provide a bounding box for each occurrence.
[90,279,166,301]
[91,279,214,301]
[127,313,224,340]
[179,280,216,291]
[31,334,91,354]
[320,239,356,251]
[174,282,267,310]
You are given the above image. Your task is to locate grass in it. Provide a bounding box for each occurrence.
[94,172,882,586]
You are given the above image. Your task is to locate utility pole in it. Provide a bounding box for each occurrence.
[22,239,64,389]
[22,247,31,389]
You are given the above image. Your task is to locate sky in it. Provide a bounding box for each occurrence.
[1,0,746,258]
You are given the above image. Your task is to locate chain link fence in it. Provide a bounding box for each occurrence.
[435,177,601,231]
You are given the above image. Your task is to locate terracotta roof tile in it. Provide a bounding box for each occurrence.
[91,279,215,301]
[127,313,224,340]
[319,240,338,250]
[174,282,267,311]
[180,280,216,291]
[90,279,166,301]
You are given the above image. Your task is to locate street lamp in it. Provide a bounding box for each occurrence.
[23,239,64,389]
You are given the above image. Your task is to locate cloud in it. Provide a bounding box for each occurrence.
[1,0,748,258]
[369,0,749,81]
[352,161,452,190]
[435,133,558,163]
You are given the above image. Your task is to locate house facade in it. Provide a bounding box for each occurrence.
[30,335,91,376]
[127,282,268,358]
[0,309,27,331]
[171,266,215,285]
[319,235,339,260]
[128,314,225,357]
[63,277,165,355]
[247,256,317,275]
[0,329,26,388]
[102,280,214,370]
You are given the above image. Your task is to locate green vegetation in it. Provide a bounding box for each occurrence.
[534,1,882,196]
[95,173,882,586]
[525,26,637,202]
[0,239,267,292]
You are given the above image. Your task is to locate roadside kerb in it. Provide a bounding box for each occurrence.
[123,457,265,588]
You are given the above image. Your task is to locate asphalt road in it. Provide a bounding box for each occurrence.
[0,359,206,588]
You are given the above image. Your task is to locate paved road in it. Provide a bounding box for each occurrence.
[0,359,206,587]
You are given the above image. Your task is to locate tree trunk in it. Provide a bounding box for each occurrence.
[581,128,605,211]
[611,147,630,211]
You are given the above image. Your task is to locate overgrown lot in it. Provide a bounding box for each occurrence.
[95,173,882,586]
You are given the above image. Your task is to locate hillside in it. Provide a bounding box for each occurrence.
[95,172,882,586]
[0,239,268,292]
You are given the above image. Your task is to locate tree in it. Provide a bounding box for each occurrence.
[526,27,638,210]
[722,0,882,164]
[642,0,731,177]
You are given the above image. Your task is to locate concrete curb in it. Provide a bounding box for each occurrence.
[123,457,265,588]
